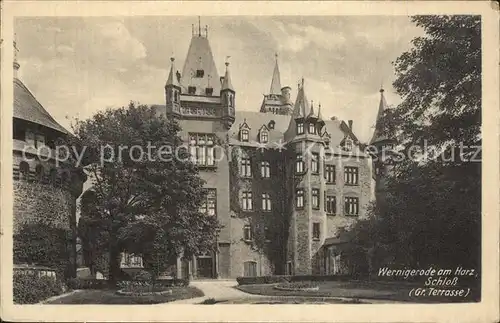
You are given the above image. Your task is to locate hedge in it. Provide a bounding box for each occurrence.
[66,277,190,290]
[14,272,65,304]
[236,275,354,285]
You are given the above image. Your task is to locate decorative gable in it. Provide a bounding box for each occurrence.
[258,124,270,143]
[239,120,251,142]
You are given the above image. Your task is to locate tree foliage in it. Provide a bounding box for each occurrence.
[349,16,481,272]
[70,102,220,281]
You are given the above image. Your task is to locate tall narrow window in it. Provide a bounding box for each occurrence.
[309,122,316,134]
[36,134,45,147]
[344,197,359,216]
[189,133,216,167]
[35,164,44,182]
[344,166,359,185]
[343,138,353,151]
[243,224,252,241]
[313,223,320,240]
[241,191,253,211]
[297,122,304,135]
[19,161,29,180]
[260,161,270,178]
[240,129,249,142]
[325,165,336,183]
[325,195,336,214]
[312,189,320,209]
[311,153,319,174]
[26,130,35,148]
[240,157,252,177]
[205,87,213,96]
[199,188,217,216]
[264,227,271,242]
[296,189,304,209]
[261,193,272,211]
[188,86,196,94]
[295,154,304,174]
[260,131,268,143]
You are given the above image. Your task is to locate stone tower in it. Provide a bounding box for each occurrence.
[259,54,293,115]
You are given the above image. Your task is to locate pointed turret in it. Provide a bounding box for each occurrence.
[306,100,317,119]
[292,78,309,118]
[317,102,325,132]
[270,53,281,95]
[370,87,389,145]
[165,57,182,117]
[221,62,234,91]
[221,61,235,129]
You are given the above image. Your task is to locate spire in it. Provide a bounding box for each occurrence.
[317,102,324,122]
[292,77,309,118]
[269,53,281,95]
[166,57,181,87]
[13,34,20,79]
[307,100,317,119]
[221,61,234,91]
[370,87,390,144]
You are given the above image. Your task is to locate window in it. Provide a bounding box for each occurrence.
[325,165,335,183]
[174,91,179,102]
[49,168,57,184]
[286,261,293,275]
[260,161,270,178]
[325,195,336,214]
[189,133,216,167]
[309,122,316,134]
[312,189,320,209]
[297,122,304,135]
[229,95,234,107]
[295,154,304,174]
[205,87,213,96]
[243,225,253,241]
[36,134,45,147]
[240,129,249,142]
[241,191,253,211]
[260,131,268,143]
[199,188,217,216]
[268,120,275,129]
[19,161,29,180]
[26,130,35,147]
[188,86,196,94]
[311,153,319,174]
[343,138,353,151]
[240,157,252,177]
[296,189,304,209]
[261,193,272,211]
[344,197,359,216]
[195,69,205,78]
[313,223,320,240]
[344,166,359,185]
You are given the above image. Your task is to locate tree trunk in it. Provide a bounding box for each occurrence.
[108,246,121,284]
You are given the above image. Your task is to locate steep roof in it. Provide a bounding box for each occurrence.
[166,57,181,88]
[292,80,309,118]
[221,62,234,92]
[269,55,281,95]
[14,78,68,134]
[370,88,389,144]
[180,34,220,95]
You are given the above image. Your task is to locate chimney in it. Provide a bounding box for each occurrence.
[348,120,353,130]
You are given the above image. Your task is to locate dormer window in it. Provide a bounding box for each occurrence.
[195,69,204,78]
[268,120,275,129]
[188,86,196,94]
[343,138,353,151]
[205,87,213,96]
[308,122,316,134]
[241,129,249,142]
[260,131,268,143]
[297,122,304,135]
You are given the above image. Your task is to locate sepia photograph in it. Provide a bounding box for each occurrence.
[1,1,499,322]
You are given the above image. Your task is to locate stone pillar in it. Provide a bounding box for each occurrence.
[188,258,193,280]
[192,255,197,279]
[176,256,182,279]
[214,251,219,278]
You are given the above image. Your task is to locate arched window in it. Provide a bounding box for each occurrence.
[19,161,29,180]
[229,95,234,107]
[35,164,44,182]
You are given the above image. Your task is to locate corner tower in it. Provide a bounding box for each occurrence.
[260,54,292,115]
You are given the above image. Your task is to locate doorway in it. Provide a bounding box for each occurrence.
[197,256,214,278]
[243,261,257,277]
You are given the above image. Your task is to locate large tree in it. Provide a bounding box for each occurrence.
[351,16,481,272]
[69,102,220,282]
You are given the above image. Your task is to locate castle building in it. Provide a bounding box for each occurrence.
[12,40,86,277]
[152,24,379,279]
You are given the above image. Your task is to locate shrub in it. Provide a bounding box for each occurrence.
[276,281,318,289]
[13,272,64,304]
[66,278,112,290]
[236,275,291,285]
[132,270,152,282]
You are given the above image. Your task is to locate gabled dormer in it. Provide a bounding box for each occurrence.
[284,78,309,142]
[258,125,270,143]
[239,120,251,142]
[306,100,318,135]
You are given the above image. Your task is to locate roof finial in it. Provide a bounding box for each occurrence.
[275,52,278,61]
[13,33,20,78]
[198,16,201,37]
[301,77,305,87]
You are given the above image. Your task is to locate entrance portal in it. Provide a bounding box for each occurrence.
[197,256,214,278]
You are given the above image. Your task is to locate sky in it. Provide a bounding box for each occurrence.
[15,16,423,143]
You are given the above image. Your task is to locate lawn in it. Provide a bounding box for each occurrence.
[47,286,204,304]
[236,280,480,303]
[218,297,367,304]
